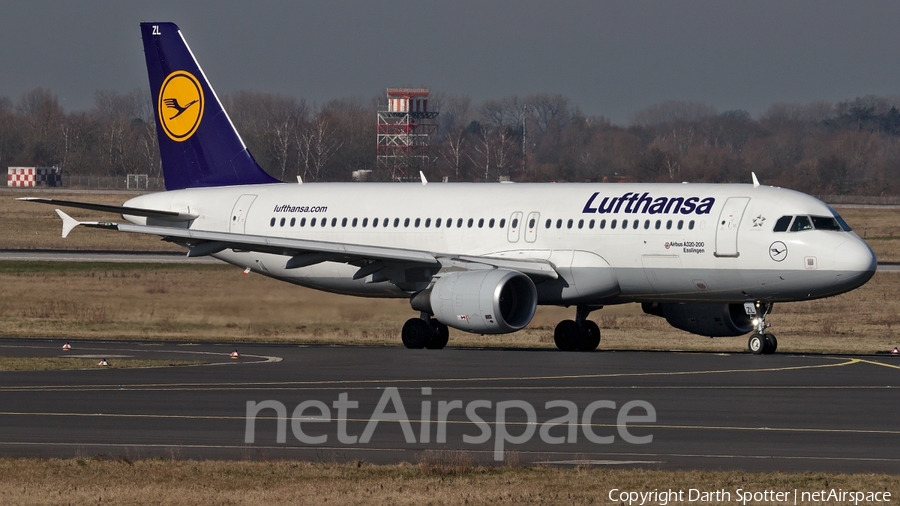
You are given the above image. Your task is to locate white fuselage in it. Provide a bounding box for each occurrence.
[124,182,876,306]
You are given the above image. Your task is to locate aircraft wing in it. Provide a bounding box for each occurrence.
[54,210,558,281]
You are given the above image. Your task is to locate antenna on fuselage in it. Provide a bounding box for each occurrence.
[420,171,428,185]
[751,172,760,188]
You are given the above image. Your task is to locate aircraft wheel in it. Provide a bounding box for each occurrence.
[402,318,430,349]
[554,320,581,351]
[425,320,449,350]
[748,333,765,355]
[579,320,601,351]
[763,333,778,354]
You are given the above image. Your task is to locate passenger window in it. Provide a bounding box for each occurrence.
[655,220,661,230]
[556,219,563,229]
[372,218,378,228]
[311,218,317,227]
[528,218,535,228]
[362,218,368,227]
[425,218,431,228]
[478,218,484,228]
[270,217,276,227]
[352,218,358,227]
[489,218,495,228]
[577,219,583,229]
[567,219,573,229]
[611,219,617,229]
[299,218,305,227]
[545,219,551,229]
[773,216,792,232]
[512,218,519,228]
[290,218,296,227]
[665,220,671,230]
[393,218,399,227]
[467,218,474,228]
[435,218,442,227]
[688,220,695,230]
[677,220,683,230]
[404,218,410,227]
[499,219,505,228]
[280,217,286,227]
[332,218,338,227]
[633,220,639,229]
[644,220,650,230]
[415,218,421,228]
[790,216,813,232]
[589,219,595,229]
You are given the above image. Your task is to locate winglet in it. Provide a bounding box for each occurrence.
[420,171,428,185]
[55,209,81,238]
[751,172,760,188]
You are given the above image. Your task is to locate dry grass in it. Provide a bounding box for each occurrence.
[0,458,892,505]
[0,261,899,353]
[0,356,204,371]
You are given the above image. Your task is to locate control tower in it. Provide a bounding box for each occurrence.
[376,88,439,180]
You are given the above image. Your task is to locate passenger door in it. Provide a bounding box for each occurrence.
[715,197,750,257]
[230,194,257,234]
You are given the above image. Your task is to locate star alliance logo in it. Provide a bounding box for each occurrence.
[752,215,766,227]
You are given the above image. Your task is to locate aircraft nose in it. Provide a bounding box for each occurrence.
[833,238,877,285]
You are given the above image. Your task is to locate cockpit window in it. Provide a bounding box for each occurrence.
[811,215,842,231]
[790,216,813,232]
[773,216,792,232]
[828,206,852,231]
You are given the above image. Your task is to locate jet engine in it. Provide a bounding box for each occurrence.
[642,302,753,337]
[412,269,537,334]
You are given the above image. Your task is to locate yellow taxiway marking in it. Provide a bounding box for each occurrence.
[0,357,865,392]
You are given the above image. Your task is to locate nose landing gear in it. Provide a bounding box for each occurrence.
[747,302,777,355]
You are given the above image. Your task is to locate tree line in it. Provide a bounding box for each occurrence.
[2,87,900,195]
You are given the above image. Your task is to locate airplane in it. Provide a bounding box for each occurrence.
[21,22,877,355]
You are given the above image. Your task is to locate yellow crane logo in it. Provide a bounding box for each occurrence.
[158,70,204,142]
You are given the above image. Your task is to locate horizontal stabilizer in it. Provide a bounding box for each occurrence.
[19,198,198,221]
[54,209,116,238]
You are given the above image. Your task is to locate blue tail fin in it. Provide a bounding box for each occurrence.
[140,22,280,190]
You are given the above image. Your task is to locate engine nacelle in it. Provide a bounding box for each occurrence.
[642,302,753,337]
[416,269,537,334]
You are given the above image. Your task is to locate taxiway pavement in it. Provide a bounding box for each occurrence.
[0,339,896,472]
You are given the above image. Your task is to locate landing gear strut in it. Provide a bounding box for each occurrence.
[401,313,449,350]
[554,305,602,352]
[747,302,777,355]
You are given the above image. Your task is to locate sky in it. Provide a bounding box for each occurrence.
[2,1,900,125]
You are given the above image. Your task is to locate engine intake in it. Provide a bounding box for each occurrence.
[413,269,537,334]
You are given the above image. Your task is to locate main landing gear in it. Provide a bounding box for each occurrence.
[554,305,602,352]
[747,302,777,355]
[401,313,449,350]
